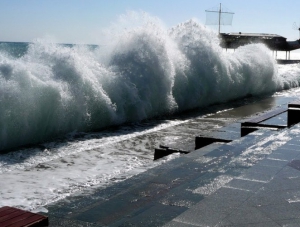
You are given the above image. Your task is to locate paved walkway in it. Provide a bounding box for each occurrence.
[167,124,300,226]
[43,96,300,226]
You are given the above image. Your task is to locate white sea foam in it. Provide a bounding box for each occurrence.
[0,14,292,149]
[0,12,299,150]
[0,119,183,211]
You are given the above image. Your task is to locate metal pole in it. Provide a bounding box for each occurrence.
[219,3,221,34]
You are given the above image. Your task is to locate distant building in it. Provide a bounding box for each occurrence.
[220,33,291,51]
[220,32,300,61]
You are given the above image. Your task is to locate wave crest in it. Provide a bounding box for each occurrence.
[0,13,298,150]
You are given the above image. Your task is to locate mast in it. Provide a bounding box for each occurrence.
[205,3,234,34]
[218,3,221,34]
[293,22,300,40]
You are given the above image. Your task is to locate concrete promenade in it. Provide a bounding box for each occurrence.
[44,95,300,226]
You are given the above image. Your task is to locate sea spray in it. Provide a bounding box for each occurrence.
[277,63,300,89]
[0,41,119,150]
[108,20,179,119]
[170,20,280,109]
[0,12,299,151]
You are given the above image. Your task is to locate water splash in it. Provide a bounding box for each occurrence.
[0,12,299,150]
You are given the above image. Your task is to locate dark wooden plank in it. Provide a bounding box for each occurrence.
[0,208,18,219]
[0,207,48,227]
[0,207,13,213]
[8,214,48,227]
[0,210,22,223]
[2,212,35,227]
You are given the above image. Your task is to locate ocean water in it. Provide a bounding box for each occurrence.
[1,13,300,211]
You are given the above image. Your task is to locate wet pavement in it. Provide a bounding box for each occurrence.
[43,95,300,226]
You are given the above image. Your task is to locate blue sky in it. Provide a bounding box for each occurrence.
[1,0,300,44]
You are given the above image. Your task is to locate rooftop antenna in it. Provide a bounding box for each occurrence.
[205,3,234,34]
[293,22,300,39]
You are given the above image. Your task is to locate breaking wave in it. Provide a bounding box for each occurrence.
[0,12,300,150]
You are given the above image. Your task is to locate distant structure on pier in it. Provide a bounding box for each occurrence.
[220,32,300,52]
[206,4,300,60]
